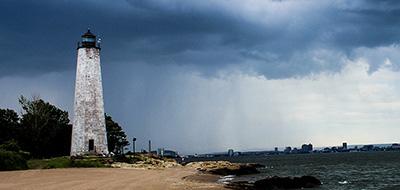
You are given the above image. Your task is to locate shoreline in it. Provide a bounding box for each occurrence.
[0,167,227,190]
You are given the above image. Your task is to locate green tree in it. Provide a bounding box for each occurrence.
[0,108,20,144]
[105,114,129,155]
[18,96,72,158]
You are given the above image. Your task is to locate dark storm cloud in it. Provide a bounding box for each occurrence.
[1,0,400,78]
[2,0,400,154]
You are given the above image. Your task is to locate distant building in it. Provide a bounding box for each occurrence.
[301,143,313,153]
[157,148,165,157]
[361,145,374,151]
[392,143,400,149]
[228,149,234,157]
[284,147,292,153]
[342,142,348,150]
[163,150,178,158]
[322,147,331,153]
[156,148,178,158]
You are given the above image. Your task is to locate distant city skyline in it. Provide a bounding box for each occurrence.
[1,0,400,154]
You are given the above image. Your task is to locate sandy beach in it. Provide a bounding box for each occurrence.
[0,167,226,190]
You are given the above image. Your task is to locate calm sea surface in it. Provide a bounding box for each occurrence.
[192,151,400,190]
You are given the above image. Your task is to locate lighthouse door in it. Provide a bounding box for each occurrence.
[89,139,94,151]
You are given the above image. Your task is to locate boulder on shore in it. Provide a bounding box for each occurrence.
[185,161,262,176]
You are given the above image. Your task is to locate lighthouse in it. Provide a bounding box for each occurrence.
[70,30,108,156]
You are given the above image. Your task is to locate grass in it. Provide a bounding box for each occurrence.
[23,153,172,170]
[28,156,111,169]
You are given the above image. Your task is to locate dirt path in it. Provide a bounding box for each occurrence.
[0,167,226,190]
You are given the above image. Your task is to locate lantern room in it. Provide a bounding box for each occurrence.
[77,29,100,49]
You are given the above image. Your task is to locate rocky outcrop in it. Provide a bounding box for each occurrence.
[111,154,180,169]
[185,161,262,176]
[111,160,179,169]
[227,175,322,190]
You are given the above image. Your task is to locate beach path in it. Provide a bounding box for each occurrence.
[0,167,226,190]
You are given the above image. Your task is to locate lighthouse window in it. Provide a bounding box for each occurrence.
[82,37,95,42]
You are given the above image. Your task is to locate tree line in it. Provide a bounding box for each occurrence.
[0,96,129,158]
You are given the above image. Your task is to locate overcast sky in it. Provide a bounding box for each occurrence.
[1,0,400,154]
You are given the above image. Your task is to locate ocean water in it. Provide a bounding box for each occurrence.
[194,151,400,190]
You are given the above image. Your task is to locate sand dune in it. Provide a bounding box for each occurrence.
[0,167,226,190]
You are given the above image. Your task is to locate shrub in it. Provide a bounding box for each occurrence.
[45,157,72,168]
[0,149,28,171]
[0,140,21,152]
[71,159,107,168]
[28,157,71,169]
[28,156,110,169]
[112,154,152,164]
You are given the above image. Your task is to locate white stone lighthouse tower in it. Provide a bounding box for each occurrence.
[70,30,108,156]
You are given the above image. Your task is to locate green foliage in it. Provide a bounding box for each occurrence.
[106,114,129,155]
[71,159,107,168]
[0,140,21,152]
[18,96,72,158]
[113,154,145,163]
[28,156,110,169]
[0,150,28,171]
[0,95,132,171]
[0,108,19,144]
[28,157,72,169]
[0,140,30,171]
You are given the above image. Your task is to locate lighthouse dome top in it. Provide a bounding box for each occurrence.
[78,29,100,49]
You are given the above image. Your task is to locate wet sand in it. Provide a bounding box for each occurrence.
[0,167,226,190]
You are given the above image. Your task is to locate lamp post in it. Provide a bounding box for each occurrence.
[132,137,136,154]
[148,140,152,155]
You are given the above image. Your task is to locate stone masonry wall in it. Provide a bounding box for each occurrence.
[70,48,108,156]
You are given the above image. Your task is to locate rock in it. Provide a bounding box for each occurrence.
[111,154,180,169]
[209,163,260,176]
[225,181,255,190]
[298,176,322,188]
[185,161,261,176]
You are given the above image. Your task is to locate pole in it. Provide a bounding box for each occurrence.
[148,140,151,154]
[132,137,136,154]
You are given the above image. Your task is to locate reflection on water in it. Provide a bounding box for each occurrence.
[214,152,400,190]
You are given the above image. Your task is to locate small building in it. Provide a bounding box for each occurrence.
[361,145,374,151]
[156,148,178,158]
[157,148,165,157]
[164,150,179,158]
[228,149,234,157]
[342,142,348,150]
[391,143,400,149]
[284,146,292,153]
[301,143,313,153]
[322,147,331,153]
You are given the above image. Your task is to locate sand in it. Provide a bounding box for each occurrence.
[0,167,226,190]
